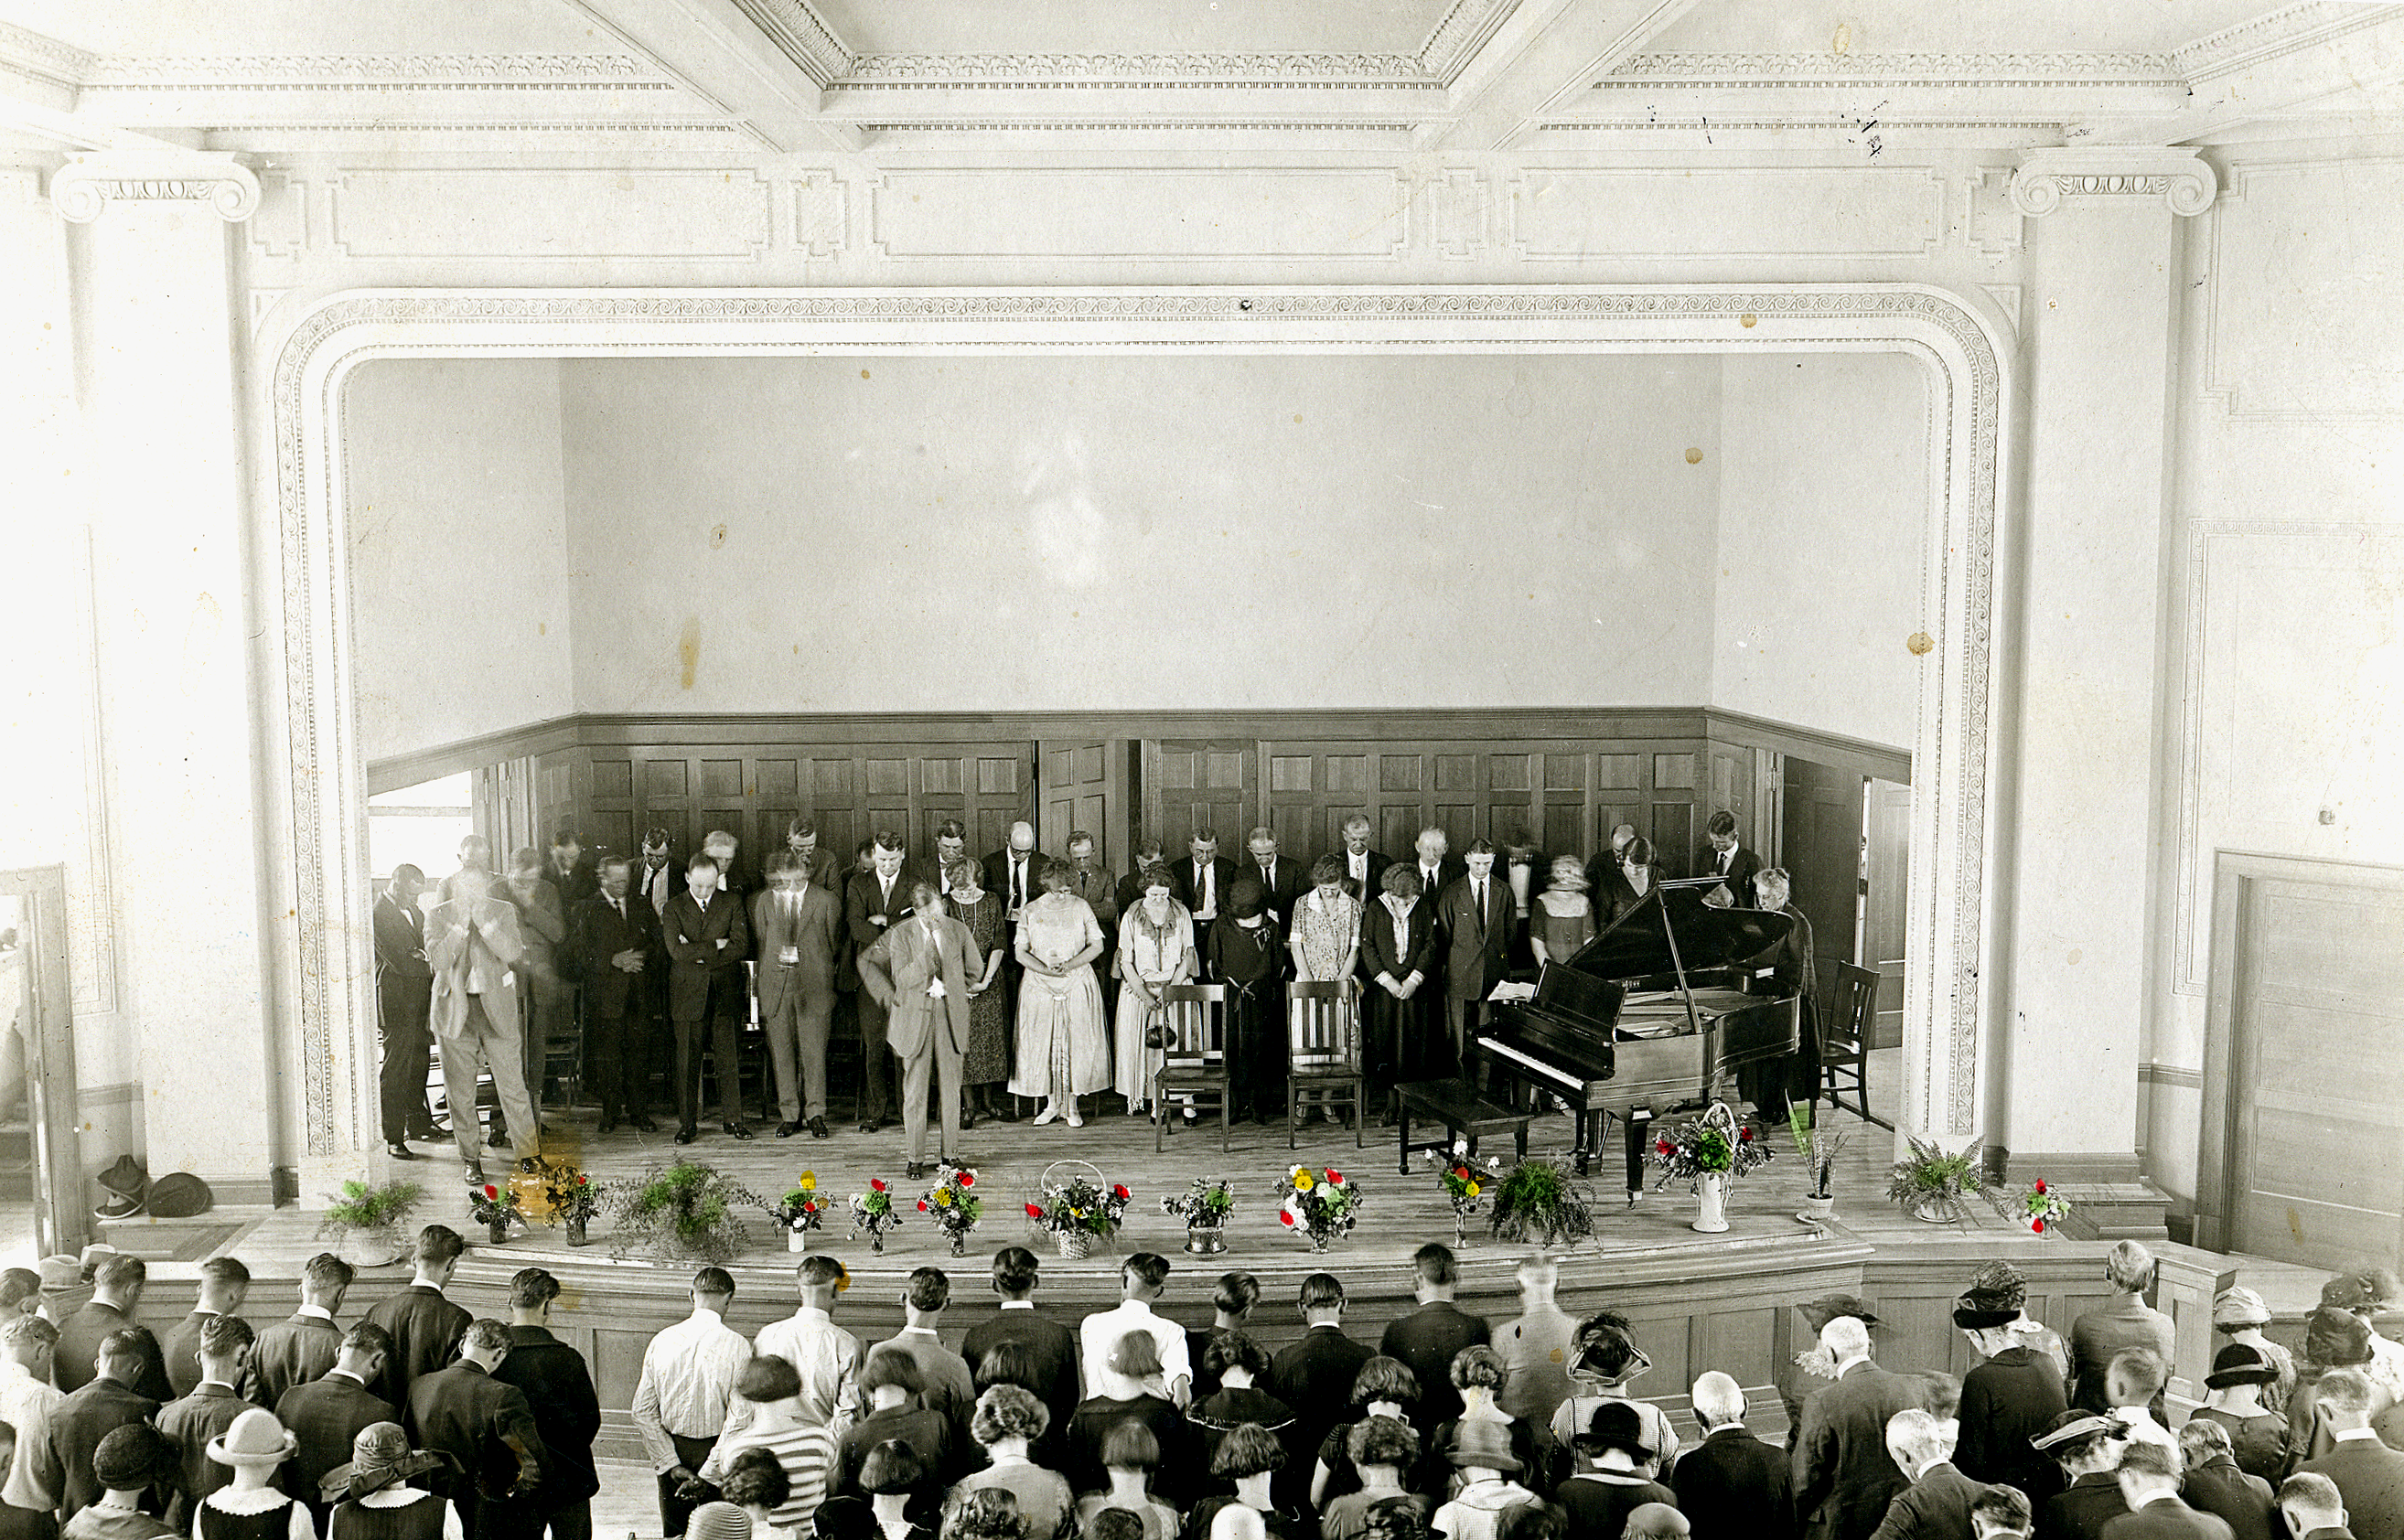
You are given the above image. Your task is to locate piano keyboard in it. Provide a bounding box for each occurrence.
[1478,1033,1584,1092]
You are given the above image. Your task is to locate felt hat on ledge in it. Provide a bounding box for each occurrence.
[93,1155,147,1220]
[147,1172,214,1219]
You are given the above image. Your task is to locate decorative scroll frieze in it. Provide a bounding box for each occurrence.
[2008,147,2216,217]
[81,52,663,86]
[49,153,261,223]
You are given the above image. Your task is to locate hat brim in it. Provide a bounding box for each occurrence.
[1954,1308,2019,1330]
[321,1450,447,1502]
[1800,1305,1880,1332]
[209,1433,299,1469]
[95,1157,148,1201]
[2205,1366,2278,1389]
[92,1194,144,1221]
[1572,1436,1653,1461]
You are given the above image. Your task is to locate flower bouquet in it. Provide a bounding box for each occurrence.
[1161,1178,1236,1255]
[852,1178,903,1254]
[1488,1156,1595,1247]
[605,1160,767,1267]
[1278,1165,1359,1253]
[520,1155,599,1246]
[916,1163,982,1256]
[1027,1162,1129,1259]
[1649,1102,1772,1234]
[1425,1140,1504,1246]
[2001,1176,2069,1235]
[769,1171,827,1254]
[467,1180,524,1245]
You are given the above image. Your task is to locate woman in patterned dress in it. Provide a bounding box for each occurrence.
[1287,855,1363,1126]
[1114,865,1196,1118]
[1008,860,1111,1127]
[947,859,1011,1129]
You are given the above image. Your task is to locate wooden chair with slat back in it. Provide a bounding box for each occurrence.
[1817,959,1892,1130]
[1154,982,1231,1153]
[1285,980,1365,1150]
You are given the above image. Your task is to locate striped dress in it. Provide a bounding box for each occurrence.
[704,1421,838,1536]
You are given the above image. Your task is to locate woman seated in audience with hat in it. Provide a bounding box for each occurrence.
[2193,1342,2288,1483]
[2317,1268,2404,1407]
[1425,1423,1538,1540]
[63,1426,179,1540]
[197,1407,309,1540]
[1551,1404,1674,1540]
[319,1422,452,1540]
[2286,1306,2389,1468]
[2211,1288,2296,1421]
[1546,1315,1678,1490]
[1418,1349,1541,1503]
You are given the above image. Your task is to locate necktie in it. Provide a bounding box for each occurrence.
[613,898,625,924]
[1476,880,1488,925]
[1014,861,1026,907]
[1261,861,1273,889]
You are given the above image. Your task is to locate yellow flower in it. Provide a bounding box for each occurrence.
[1465,1181,1481,1197]
[934,1189,952,1207]
[799,1172,817,1192]
[1071,1208,1085,1220]
[1293,1172,1315,1192]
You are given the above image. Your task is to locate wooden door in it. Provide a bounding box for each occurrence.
[1147,740,1257,848]
[1650,752,1701,878]
[2227,873,2404,1268]
[1782,757,1863,986]
[1040,740,1132,864]
[1862,778,1912,1049]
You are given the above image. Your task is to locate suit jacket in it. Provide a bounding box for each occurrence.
[252,1311,345,1409]
[361,1285,470,1424]
[410,1361,542,1503]
[636,857,681,918]
[274,1371,397,1515]
[2097,1496,2235,1540]
[161,1310,254,1400]
[751,881,845,1018]
[1061,865,1120,938]
[1793,1359,1928,1540]
[1169,856,1240,922]
[983,850,1044,920]
[1869,1462,1987,1540]
[662,888,751,1021]
[2299,1437,2404,1540]
[503,877,568,979]
[1584,853,1638,918]
[1358,894,1435,987]
[1672,1425,1798,1540]
[847,870,921,959]
[1379,1303,1491,1429]
[489,1325,602,1510]
[373,893,433,989]
[572,893,663,1017]
[1958,1346,2068,1500]
[1435,874,1515,1003]
[1242,859,1311,924]
[156,1382,253,1529]
[545,856,599,908]
[1323,848,1393,903]
[2043,1470,2131,1540]
[2178,1460,2276,1540]
[1705,844,1763,911]
[961,1309,1082,1444]
[858,916,981,1060]
[1270,1324,1376,1461]
[53,1304,170,1402]
[427,895,526,1039]
[33,1376,158,1521]
[1403,856,1469,913]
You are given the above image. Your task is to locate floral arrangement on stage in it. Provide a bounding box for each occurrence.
[768,1172,827,1251]
[1650,1105,1773,1192]
[520,1155,599,1244]
[318,1178,424,1266]
[1279,1165,1359,1252]
[2001,1176,2069,1234]
[852,1178,903,1254]
[467,1180,525,1242]
[1161,1178,1236,1227]
[604,1160,766,1266]
[1787,1102,1846,1202]
[916,1163,982,1255]
[1489,1155,1595,1246]
[1886,1132,1981,1223]
[1029,1164,1132,1259]
[1426,1140,1504,1244]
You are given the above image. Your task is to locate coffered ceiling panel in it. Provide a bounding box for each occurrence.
[810,0,1454,59]
[2,0,613,59]
[1644,0,2291,56]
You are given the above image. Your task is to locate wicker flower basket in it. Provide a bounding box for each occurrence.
[1038,1160,1113,1260]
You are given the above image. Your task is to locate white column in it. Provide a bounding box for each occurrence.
[1995,148,2213,1189]
[52,152,281,1202]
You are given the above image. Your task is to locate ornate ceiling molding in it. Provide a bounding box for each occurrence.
[1594,50,2182,87]
[2171,0,2404,82]
[48,149,260,222]
[80,53,669,87]
[2009,145,2217,216]
[727,0,851,89]
[0,19,93,92]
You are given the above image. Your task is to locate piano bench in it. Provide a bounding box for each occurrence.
[1394,1078,1532,1174]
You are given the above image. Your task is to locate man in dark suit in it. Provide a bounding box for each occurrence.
[2033,1411,2131,1540]
[545,830,599,907]
[2176,1422,2275,1540]
[574,855,665,1134]
[363,1225,472,1425]
[982,823,1041,942]
[847,832,918,1135]
[1240,829,1309,926]
[785,818,846,892]
[1792,1315,1928,1540]
[252,1253,353,1408]
[2297,1371,2404,1540]
[1270,1274,1374,1513]
[753,850,846,1141]
[1406,827,1467,937]
[1701,812,1763,911]
[54,1253,169,1400]
[961,1247,1081,1447]
[156,1315,257,1529]
[1063,832,1120,1035]
[1955,1295,2068,1504]
[1378,1244,1490,1431]
[1325,816,1392,902]
[2106,1441,2235,1540]
[1170,831,1239,976]
[663,851,754,1145]
[490,1269,601,1540]
[1584,825,1639,920]
[2276,1472,2356,1540]
[410,1319,545,1540]
[374,865,442,1157]
[274,1321,397,1537]
[1436,841,1514,1071]
[28,1328,162,1521]
[1672,1371,1796,1540]
[161,1255,251,1398]
[1868,1407,1989,1540]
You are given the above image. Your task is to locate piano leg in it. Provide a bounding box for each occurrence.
[1571,1109,1592,1178]
[1625,1108,1652,1202]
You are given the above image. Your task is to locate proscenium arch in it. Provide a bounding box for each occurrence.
[269,284,2011,1165]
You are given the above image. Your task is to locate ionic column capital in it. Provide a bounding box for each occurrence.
[49,149,260,223]
[2009,146,2216,218]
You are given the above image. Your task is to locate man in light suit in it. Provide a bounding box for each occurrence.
[427,867,538,1182]
[663,851,754,1146]
[1702,811,1764,912]
[856,882,982,1182]
[754,848,845,1141]
[847,832,917,1135]
[574,856,663,1134]
[373,865,442,1160]
[1437,840,1514,1072]
[1172,830,1240,977]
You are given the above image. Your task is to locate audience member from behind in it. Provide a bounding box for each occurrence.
[2188,1345,2283,1486]
[721,1446,802,1540]
[1070,1425,1179,1540]
[1968,1487,2032,1540]
[193,1406,307,1540]
[161,1257,252,1400]
[1551,1402,1672,1540]
[1311,1359,1420,1510]
[962,1249,1079,1438]
[252,1254,354,1409]
[1320,1420,1423,1540]
[2068,1246,2174,1417]
[1186,1276,1260,1403]
[2274,1472,2352,1540]
[947,1488,1028,1540]
[1621,1507,1689,1540]
[1065,1334,1190,1509]
[1379,1246,1489,1433]
[1549,1312,1679,1486]
[2030,1413,2130,1540]
[1428,1421,1539,1540]
[841,1349,956,1494]
[856,1440,939,1540]
[2288,1310,2382,1467]
[2104,1352,2177,1455]
[632,1267,752,1536]
[490,1267,602,1539]
[2208,1290,2294,1423]
[1272,1277,1374,1509]
[59,1424,177,1540]
[2173,1420,2274,1540]
[1790,1313,1925,1540]
[54,1255,166,1402]
[0,1317,61,1514]
[363,1225,471,1414]
[37,1328,165,1523]
[2109,1439,2231,1539]
[1188,1334,1293,1469]
[1952,1284,2066,1504]
[274,1320,398,1535]
[1080,1257,1191,1410]
[0,1417,47,1540]
[156,1314,257,1528]
[1183,1425,1291,1540]
[1206,1510,1262,1540]
[1866,1407,1984,1540]
[1422,1348,1537,1495]
[2294,1369,2404,1540]
[948,1385,1069,1540]
[1669,1372,1792,1540]
[1494,1261,1576,1431]
[698,1355,838,1537]
[408,1318,543,1540]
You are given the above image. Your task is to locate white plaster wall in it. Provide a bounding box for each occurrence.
[1712,352,1932,750]
[343,358,576,764]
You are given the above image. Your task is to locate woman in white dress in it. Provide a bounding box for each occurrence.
[1112,864,1196,1118]
[1285,855,1362,1125]
[1008,860,1111,1127]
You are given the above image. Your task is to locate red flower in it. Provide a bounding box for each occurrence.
[483,1184,498,1199]
[1280,1211,1295,1226]
[958,1171,975,1188]
[1739,1127,1755,1142]
[1112,1184,1131,1201]
[2034,1179,2047,1193]
[576,1174,587,1185]
[1325,1170,1343,1184]
[1025,1203,1044,1219]
[871,1179,885,1192]
[1454,1168,1470,1182]
[1656,1139,1672,1155]
[918,1199,929,1212]
[2030,1219,2044,1233]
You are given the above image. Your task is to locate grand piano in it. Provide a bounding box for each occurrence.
[1476,876,1802,1194]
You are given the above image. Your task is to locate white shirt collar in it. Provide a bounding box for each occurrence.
[2334,1426,2382,1443]
[297,1304,336,1321]
[1001,1300,1035,1310]
[901,1324,939,1338]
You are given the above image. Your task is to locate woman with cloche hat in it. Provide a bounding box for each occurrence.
[319,1422,451,1540]
[2211,1287,2297,1419]
[2192,1343,2285,1484]
[197,1406,306,1540]
[61,1425,178,1540]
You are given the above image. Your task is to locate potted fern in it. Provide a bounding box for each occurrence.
[1887,1133,1981,1223]
[1788,1101,1846,1223]
[604,1160,767,1266]
[1487,1156,1595,1248]
[317,1179,424,1268]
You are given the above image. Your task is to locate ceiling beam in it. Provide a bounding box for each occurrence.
[2077,4,2404,144]
[1420,0,1704,152]
[561,0,861,152]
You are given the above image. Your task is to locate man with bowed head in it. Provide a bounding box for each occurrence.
[1792,1314,1927,1540]
[856,881,982,1182]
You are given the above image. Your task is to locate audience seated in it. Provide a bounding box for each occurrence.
[1071,1425,1181,1540]
[2107,1440,2229,1539]
[1866,1407,1985,1540]
[2294,1370,2404,1540]
[1065,1334,1196,1510]
[2067,1246,2174,1419]
[1548,1313,1680,1488]
[2031,1411,2132,1540]
[948,1387,1071,1540]
[2173,1421,2274,1540]
[1187,1335,1293,1478]
[1321,1420,1425,1540]
[1551,1403,1675,1540]
[2273,1472,2351,1540]
[1669,1372,1792,1540]
[1182,1426,1291,1540]
[1313,1359,1421,1511]
[1427,1422,1538,1540]
[1969,1487,2032,1540]
[842,1349,959,1494]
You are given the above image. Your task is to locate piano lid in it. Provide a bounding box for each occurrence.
[1557,876,1793,985]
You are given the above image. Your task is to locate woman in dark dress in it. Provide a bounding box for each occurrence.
[1206,879,1285,1127]
[947,860,1011,1128]
[1358,866,1435,1120]
[320,1423,449,1540]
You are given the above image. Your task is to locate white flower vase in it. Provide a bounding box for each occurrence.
[788,1225,808,1254]
[1691,1171,1731,1234]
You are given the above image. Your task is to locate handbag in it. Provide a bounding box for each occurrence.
[1143,998,1166,1050]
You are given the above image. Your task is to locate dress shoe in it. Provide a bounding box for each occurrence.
[596,1117,618,1136]
[907,1161,926,1182]
[857,1120,880,1136]
[486,1127,510,1150]
[386,1142,421,1161]
[776,1121,803,1139]
[991,1105,1018,1123]
[628,1115,659,1132]
[674,1126,697,1145]
[463,1163,487,1185]
[722,1121,755,1140]
[957,1108,975,1132]
[808,1116,831,1139]
[412,1121,448,1139]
